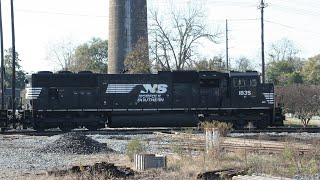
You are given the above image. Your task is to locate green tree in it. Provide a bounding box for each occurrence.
[72,38,108,73]
[3,48,26,89]
[266,38,304,85]
[287,71,304,84]
[266,59,304,85]
[124,38,151,74]
[301,54,320,84]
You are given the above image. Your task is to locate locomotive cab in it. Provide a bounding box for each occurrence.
[229,71,260,108]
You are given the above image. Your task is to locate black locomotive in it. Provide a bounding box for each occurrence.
[19,70,284,131]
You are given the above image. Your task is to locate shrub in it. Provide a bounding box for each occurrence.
[127,138,144,162]
[199,121,233,136]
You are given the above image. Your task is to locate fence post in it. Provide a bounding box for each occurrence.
[205,128,220,154]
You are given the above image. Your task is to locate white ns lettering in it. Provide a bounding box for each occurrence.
[140,84,168,94]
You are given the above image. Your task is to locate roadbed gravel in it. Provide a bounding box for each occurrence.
[1,132,320,178]
[0,132,175,178]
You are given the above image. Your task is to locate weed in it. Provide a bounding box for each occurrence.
[181,127,196,134]
[199,121,233,137]
[127,138,144,162]
[79,158,84,172]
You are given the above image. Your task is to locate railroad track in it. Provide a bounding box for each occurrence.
[1,126,318,156]
[232,127,320,133]
[0,126,319,136]
[155,132,316,155]
[157,141,314,155]
[0,127,178,136]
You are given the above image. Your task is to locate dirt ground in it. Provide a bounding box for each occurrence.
[1,131,320,179]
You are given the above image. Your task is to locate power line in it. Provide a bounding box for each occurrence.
[264,20,295,29]
[207,18,259,22]
[152,0,257,7]
[275,0,320,8]
[16,9,108,18]
[265,19,320,36]
[268,3,320,17]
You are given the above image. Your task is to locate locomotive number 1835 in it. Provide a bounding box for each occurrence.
[239,90,251,96]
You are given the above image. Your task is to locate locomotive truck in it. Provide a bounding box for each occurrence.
[17,70,284,131]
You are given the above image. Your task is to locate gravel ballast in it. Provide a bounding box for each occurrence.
[0,133,115,178]
[1,132,320,178]
[37,132,113,154]
[0,132,172,178]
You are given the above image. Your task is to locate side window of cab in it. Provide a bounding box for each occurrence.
[233,78,247,87]
[250,79,257,87]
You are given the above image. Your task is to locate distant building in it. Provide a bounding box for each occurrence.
[108,0,148,74]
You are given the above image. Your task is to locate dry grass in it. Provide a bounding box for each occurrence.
[199,121,233,136]
[12,133,320,180]
[20,148,320,179]
[160,131,320,179]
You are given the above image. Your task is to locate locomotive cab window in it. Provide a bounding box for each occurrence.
[239,79,246,87]
[250,79,257,87]
[233,78,246,87]
[233,78,238,87]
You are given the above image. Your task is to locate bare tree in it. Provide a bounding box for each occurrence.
[193,56,225,71]
[149,6,220,71]
[276,84,320,126]
[46,38,76,71]
[234,57,255,72]
[268,38,300,62]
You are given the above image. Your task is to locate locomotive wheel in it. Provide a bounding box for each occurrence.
[35,127,45,132]
[256,121,268,129]
[86,126,98,131]
[255,116,269,129]
[59,126,72,132]
[34,123,45,132]
[232,122,243,129]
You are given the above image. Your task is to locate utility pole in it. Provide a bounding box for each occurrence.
[10,0,16,121]
[0,0,4,109]
[258,0,267,83]
[226,19,229,71]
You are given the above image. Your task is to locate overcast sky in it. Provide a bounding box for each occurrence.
[1,0,319,73]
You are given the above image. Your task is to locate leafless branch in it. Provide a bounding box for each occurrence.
[149,5,221,71]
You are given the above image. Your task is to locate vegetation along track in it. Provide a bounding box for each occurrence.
[156,131,317,155]
[232,127,320,133]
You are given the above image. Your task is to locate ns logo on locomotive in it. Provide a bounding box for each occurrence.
[140,84,168,94]
[0,70,285,132]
